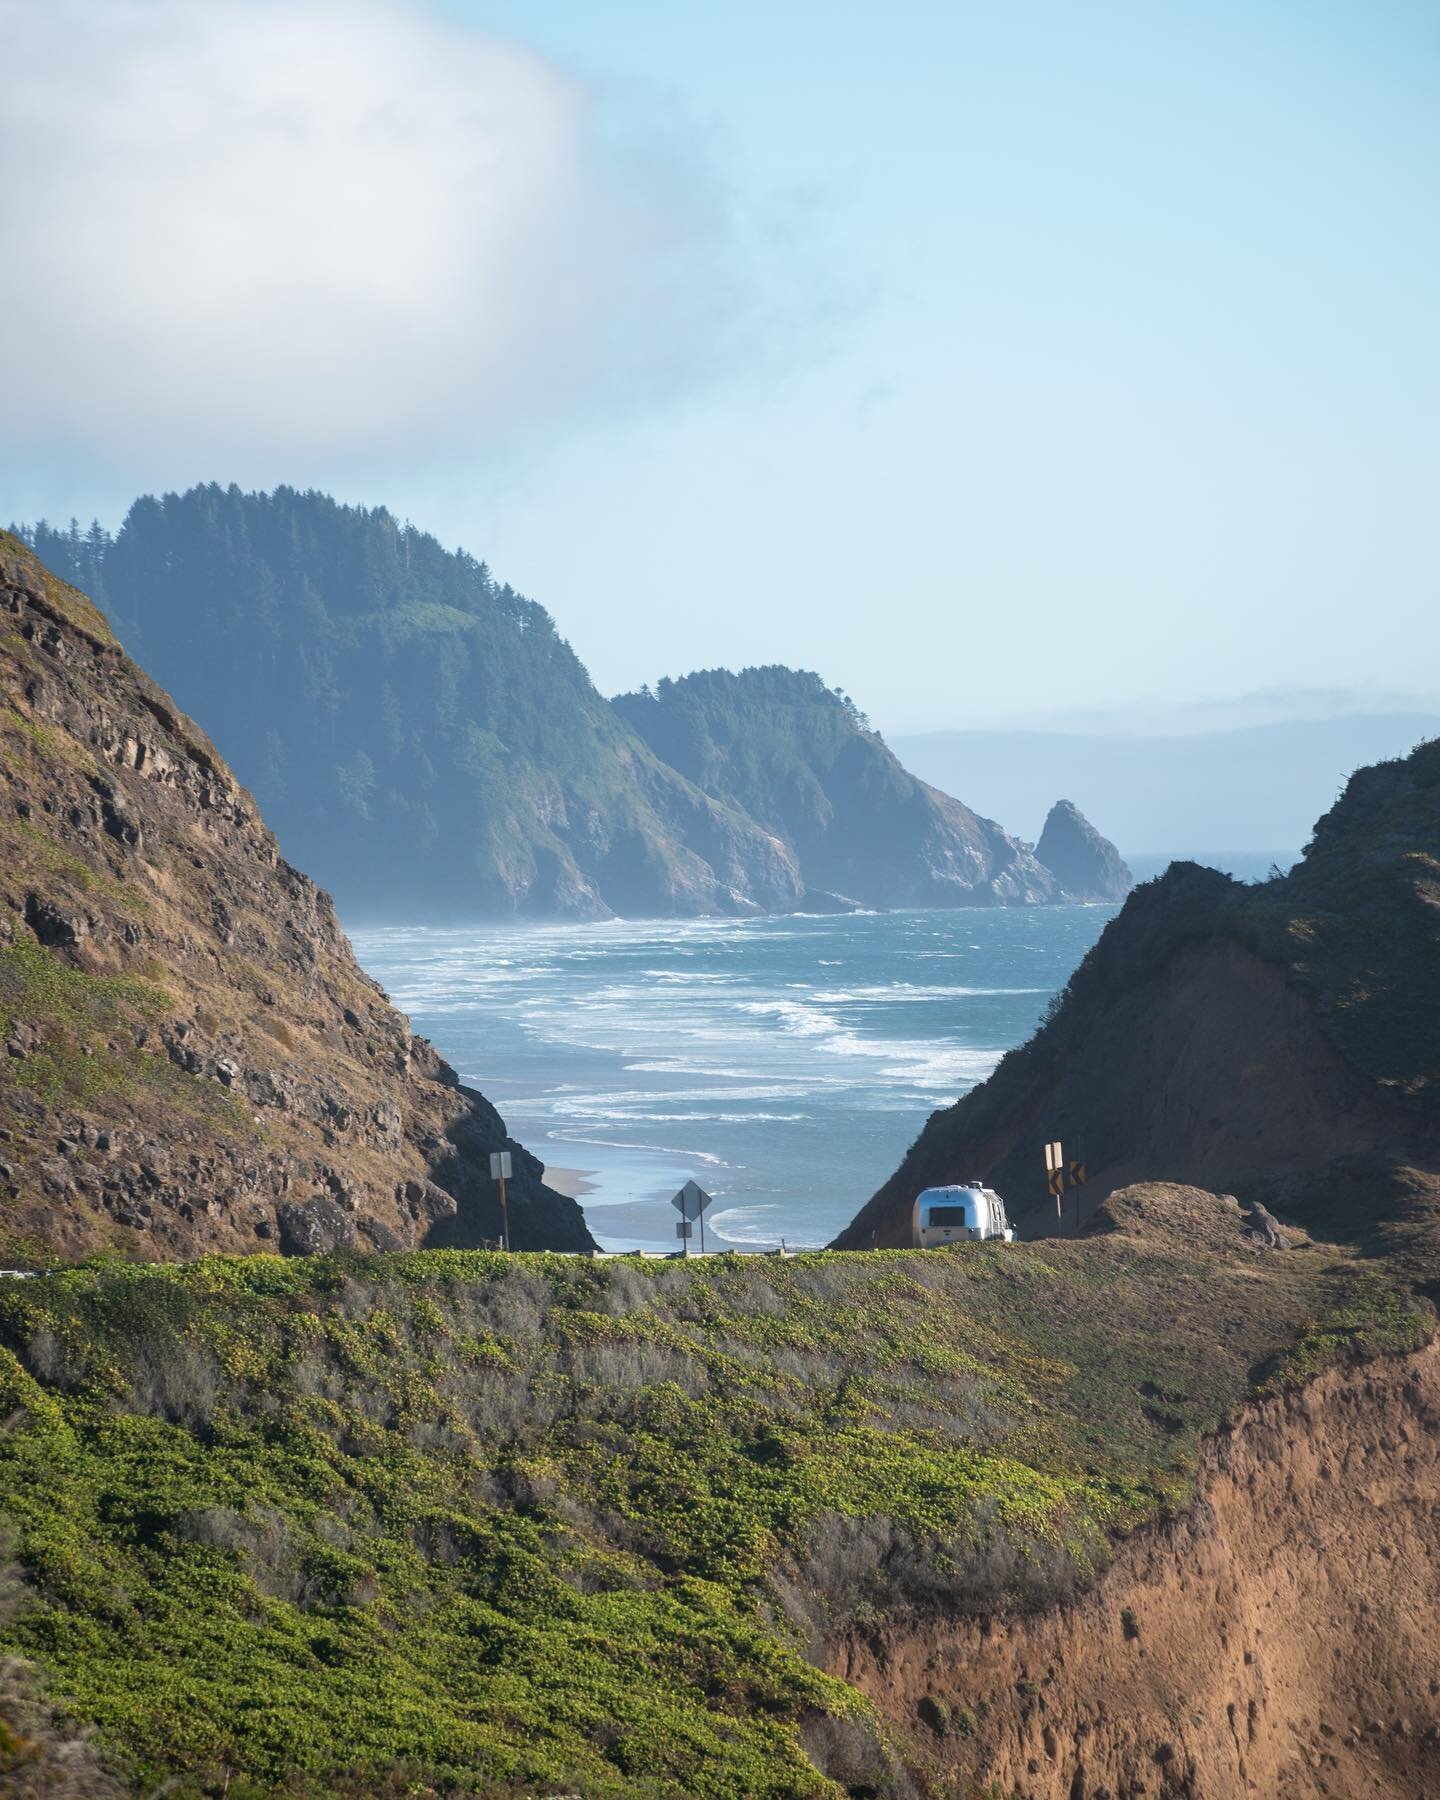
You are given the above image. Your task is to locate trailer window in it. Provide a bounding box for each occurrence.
[925,1205,971,1227]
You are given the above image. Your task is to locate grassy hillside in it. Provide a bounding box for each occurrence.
[0,1205,1422,1796]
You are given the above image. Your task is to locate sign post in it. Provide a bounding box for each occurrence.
[1044,1140,1065,1220]
[489,1150,513,1251]
[1068,1140,1086,1233]
[670,1180,712,1257]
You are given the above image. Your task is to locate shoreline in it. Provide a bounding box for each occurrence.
[542,1164,598,1200]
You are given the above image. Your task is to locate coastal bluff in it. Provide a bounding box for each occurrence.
[0,531,592,1263]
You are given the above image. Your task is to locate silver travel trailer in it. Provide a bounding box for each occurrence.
[912,1183,1015,1248]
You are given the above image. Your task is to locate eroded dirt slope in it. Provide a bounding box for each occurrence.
[0,532,592,1261]
[833,1339,1440,1799]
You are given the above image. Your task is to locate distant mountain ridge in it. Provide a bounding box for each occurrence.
[20,487,1124,921]
[892,714,1440,857]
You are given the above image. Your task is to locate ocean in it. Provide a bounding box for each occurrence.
[349,906,1114,1251]
[349,855,1288,1253]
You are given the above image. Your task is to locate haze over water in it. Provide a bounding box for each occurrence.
[352,906,1125,1250]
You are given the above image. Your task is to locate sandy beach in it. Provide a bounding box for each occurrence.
[542,1165,598,1199]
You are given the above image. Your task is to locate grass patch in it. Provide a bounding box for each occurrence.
[1257,1266,1425,1390]
[0,706,99,779]
[7,820,148,915]
[0,938,246,1137]
[0,936,167,1043]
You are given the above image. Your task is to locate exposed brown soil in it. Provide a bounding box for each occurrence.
[0,531,591,1261]
[830,1340,1440,1799]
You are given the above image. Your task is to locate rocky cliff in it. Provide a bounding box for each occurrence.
[1034,796,1133,900]
[614,666,1062,908]
[0,532,593,1263]
[836,735,1440,1250]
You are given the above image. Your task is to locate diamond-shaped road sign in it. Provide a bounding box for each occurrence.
[671,1179,711,1221]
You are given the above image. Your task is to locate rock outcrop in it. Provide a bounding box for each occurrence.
[614,666,1062,908]
[1034,796,1133,900]
[0,532,594,1263]
[836,735,1440,1250]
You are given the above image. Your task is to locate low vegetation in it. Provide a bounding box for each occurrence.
[0,1213,1423,1796]
[0,938,248,1135]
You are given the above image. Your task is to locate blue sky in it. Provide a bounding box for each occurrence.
[3,0,1437,730]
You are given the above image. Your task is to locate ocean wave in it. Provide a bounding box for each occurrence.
[735,999,841,1036]
[639,969,734,984]
[546,1131,728,1167]
[545,1083,807,1112]
[623,1060,770,1079]
[552,1110,807,1124]
[810,983,1046,1002]
[708,1205,825,1248]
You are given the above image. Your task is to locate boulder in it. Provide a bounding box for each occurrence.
[276,1197,356,1257]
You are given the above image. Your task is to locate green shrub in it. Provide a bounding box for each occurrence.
[0,1240,1422,1795]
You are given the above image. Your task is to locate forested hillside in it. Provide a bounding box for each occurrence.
[22,490,804,921]
[614,667,1061,907]
[22,490,1117,921]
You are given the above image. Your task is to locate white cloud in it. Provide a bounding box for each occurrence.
[0,0,784,473]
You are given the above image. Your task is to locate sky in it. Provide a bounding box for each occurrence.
[2,0,1437,732]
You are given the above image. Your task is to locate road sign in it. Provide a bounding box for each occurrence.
[490,1151,513,1251]
[1044,1140,1065,1210]
[671,1179,710,1221]
[671,1180,712,1255]
[675,1220,693,1239]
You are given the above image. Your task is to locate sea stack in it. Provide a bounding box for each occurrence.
[1034,798,1134,902]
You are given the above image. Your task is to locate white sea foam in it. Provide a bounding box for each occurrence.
[546,1131,728,1167]
[623,1061,769,1079]
[736,999,841,1036]
[555,1110,806,1124]
[707,1205,825,1248]
[811,983,1045,1002]
[546,1084,807,1113]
